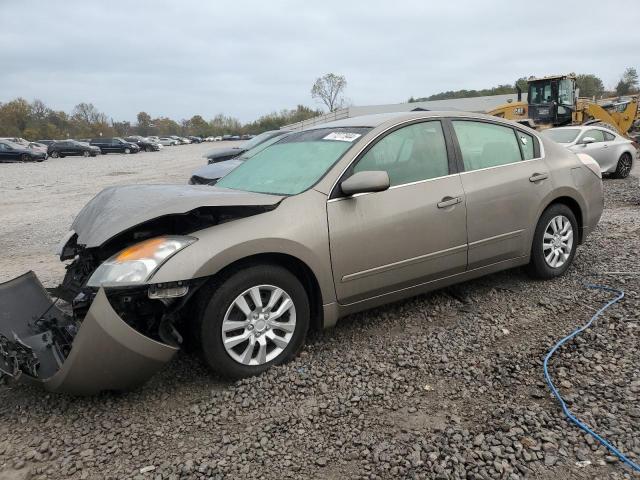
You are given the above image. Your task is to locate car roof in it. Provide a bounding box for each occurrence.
[305,111,523,130]
[548,125,619,135]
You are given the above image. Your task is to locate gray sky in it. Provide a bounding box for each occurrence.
[1,0,638,123]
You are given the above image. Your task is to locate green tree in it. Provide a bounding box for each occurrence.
[575,74,605,98]
[136,111,153,136]
[311,73,347,112]
[514,77,528,93]
[616,67,638,95]
[0,98,31,136]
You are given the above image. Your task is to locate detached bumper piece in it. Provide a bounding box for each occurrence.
[0,272,178,395]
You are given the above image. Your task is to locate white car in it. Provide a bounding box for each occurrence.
[158,137,178,146]
[214,136,223,142]
[543,125,635,178]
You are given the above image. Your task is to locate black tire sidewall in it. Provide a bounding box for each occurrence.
[528,204,578,279]
[198,264,310,379]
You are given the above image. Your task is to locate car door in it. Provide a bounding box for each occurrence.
[327,120,467,305]
[451,119,553,270]
[575,129,607,166]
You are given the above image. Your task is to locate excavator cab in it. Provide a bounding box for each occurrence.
[527,75,575,127]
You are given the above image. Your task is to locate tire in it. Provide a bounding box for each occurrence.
[101,149,107,155]
[124,148,131,154]
[526,203,578,279]
[20,154,30,162]
[196,264,310,379]
[82,150,90,157]
[50,151,59,158]
[145,146,152,152]
[613,152,633,179]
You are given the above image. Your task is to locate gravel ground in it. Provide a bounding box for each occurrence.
[0,148,639,480]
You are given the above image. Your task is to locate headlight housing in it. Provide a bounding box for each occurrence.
[87,236,196,287]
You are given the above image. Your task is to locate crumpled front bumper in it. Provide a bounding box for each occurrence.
[0,272,178,395]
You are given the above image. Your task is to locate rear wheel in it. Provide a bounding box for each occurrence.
[526,204,578,279]
[145,146,153,152]
[101,149,107,155]
[20,153,30,162]
[614,152,633,179]
[50,151,59,158]
[124,148,131,154]
[196,264,309,379]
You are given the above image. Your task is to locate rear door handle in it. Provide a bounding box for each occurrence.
[437,196,461,208]
[529,173,549,182]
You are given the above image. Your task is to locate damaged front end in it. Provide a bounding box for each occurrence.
[0,185,284,395]
[0,272,183,395]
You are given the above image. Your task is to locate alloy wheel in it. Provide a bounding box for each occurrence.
[543,215,573,268]
[83,150,90,157]
[617,154,632,178]
[221,284,296,366]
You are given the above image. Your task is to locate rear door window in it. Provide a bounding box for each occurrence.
[603,131,615,141]
[583,129,605,143]
[452,121,522,171]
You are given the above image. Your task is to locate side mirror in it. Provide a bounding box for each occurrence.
[341,170,390,196]
[581,136,596,145]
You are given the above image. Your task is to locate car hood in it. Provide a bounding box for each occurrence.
[191,158,244,181]
[205,147,245,161]
[71,184,284,247]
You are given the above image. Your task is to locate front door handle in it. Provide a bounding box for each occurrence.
[529,173,549,182]
[437,196,461,208]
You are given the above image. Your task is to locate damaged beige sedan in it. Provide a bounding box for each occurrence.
[0,112,604,395]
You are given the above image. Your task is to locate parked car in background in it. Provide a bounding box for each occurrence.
[190,132,291,185]
[543,126,636,178]
[187,136,203,143]
[230,135,241,141]
[204,130,289,164]
[124,136,162,152]
[36,140,57,146]
[214,136,222,141]
[26,142,50,156]
[48,140,100,158]
[90,137,140,154]
[0,140,47,162]
[158,137,179,146]
[0,112,605,393]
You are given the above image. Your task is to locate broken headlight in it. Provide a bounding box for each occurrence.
[87,236,196,287]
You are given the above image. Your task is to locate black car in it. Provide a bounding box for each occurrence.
[0,140,47,162]
[48,140,100,158]
[187,136,203,143]
[124,136,161,152]
[204,130,288,164]
[190,131,291,184]
[90,138,140,154]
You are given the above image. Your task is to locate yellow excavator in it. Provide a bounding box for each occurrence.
[488,74,639,136]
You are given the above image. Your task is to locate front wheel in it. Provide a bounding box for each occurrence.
[526,204,578,279]
[614,152,633,179]
[50,151,60,158]
[21,154,30,162]
[145,146,153,152]
[82,150,90,157]
[196,264,309,379]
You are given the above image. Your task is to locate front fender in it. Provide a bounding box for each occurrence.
[149,190,336,306]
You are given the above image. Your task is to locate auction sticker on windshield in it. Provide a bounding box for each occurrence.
[323,132,362,142]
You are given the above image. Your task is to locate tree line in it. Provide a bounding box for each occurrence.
[0,100,322,140]
[409,68,639,102]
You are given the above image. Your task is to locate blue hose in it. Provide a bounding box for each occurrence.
[543,284,640,473]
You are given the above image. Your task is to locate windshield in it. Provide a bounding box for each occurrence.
[240,134,291,160]
[529,81,553,105]
[241,131,282,150]
[216,127,371,195]
[543,128,580,143]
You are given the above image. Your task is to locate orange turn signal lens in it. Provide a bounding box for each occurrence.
[115,237,168,262]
